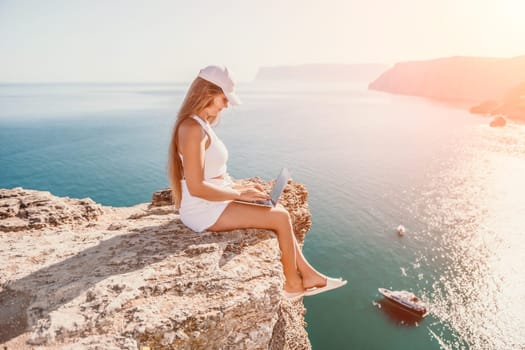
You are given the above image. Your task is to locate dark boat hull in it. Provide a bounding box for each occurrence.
[378,288,428,317]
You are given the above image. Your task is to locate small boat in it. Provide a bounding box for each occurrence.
[396,225,406,236]
[378,288,428,317]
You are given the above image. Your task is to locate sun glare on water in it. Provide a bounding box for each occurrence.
[412,124,525,349]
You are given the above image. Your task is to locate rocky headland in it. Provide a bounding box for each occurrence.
[0,179,312,349]
[368,55,525,122]
[469,81,525,122]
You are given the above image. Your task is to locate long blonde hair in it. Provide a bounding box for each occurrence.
[168,77,223,208]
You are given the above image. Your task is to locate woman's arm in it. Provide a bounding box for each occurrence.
[178,120,269,202]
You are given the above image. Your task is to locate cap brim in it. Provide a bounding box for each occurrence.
[225,91,242,106]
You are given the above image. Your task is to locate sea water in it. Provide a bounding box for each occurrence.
[1,81,524,349]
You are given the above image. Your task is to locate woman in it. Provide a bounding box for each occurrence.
[168,65,346,298]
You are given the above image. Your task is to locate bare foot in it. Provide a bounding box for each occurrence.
[302,274,327,290]
[284,275,304,293]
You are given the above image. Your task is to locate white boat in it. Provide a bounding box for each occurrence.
[378,288,428,317]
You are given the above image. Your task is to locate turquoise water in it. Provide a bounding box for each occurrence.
[1,82,524,349]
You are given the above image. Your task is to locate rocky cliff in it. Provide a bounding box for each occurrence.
[0,179,312,349]
[470,81,525,121]
[369,55,525,103]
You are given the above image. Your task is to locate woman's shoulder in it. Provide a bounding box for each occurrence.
[178,117,206,140]
[179,116,199,129]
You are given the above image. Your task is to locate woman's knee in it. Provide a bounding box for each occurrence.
[270,206,292,229]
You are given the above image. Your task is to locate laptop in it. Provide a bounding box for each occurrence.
[234,168,292,207]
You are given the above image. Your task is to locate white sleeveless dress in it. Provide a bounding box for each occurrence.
[179,116,233,232]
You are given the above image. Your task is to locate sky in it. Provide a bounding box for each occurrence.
[0,0,523,82]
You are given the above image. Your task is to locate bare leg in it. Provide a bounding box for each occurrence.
[292,234,327,289]
[208,202,303,293]
[270,204,327,289]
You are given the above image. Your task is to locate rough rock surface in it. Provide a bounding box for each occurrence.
[0,180,312,350]
[0,188,104,232]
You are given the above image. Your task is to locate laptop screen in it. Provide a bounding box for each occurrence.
[270,168,292,204]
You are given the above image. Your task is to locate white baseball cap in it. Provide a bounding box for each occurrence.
[198,65,242,105]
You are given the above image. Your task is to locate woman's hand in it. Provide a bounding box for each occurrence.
[250,183,266,193]
[233,182,266,192]
[236,187,271,202]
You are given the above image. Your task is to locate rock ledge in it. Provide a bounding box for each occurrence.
[0,180,312,350]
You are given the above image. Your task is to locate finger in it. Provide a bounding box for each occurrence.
[247,191,267,200]
[259,191,271,199]
[256,192,271,200]
[249,188,264,195]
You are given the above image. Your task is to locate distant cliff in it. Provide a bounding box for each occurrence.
[255,63,388,82]
[470,81,525,120]
[0,180,312,350]
[369,55,525,103]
